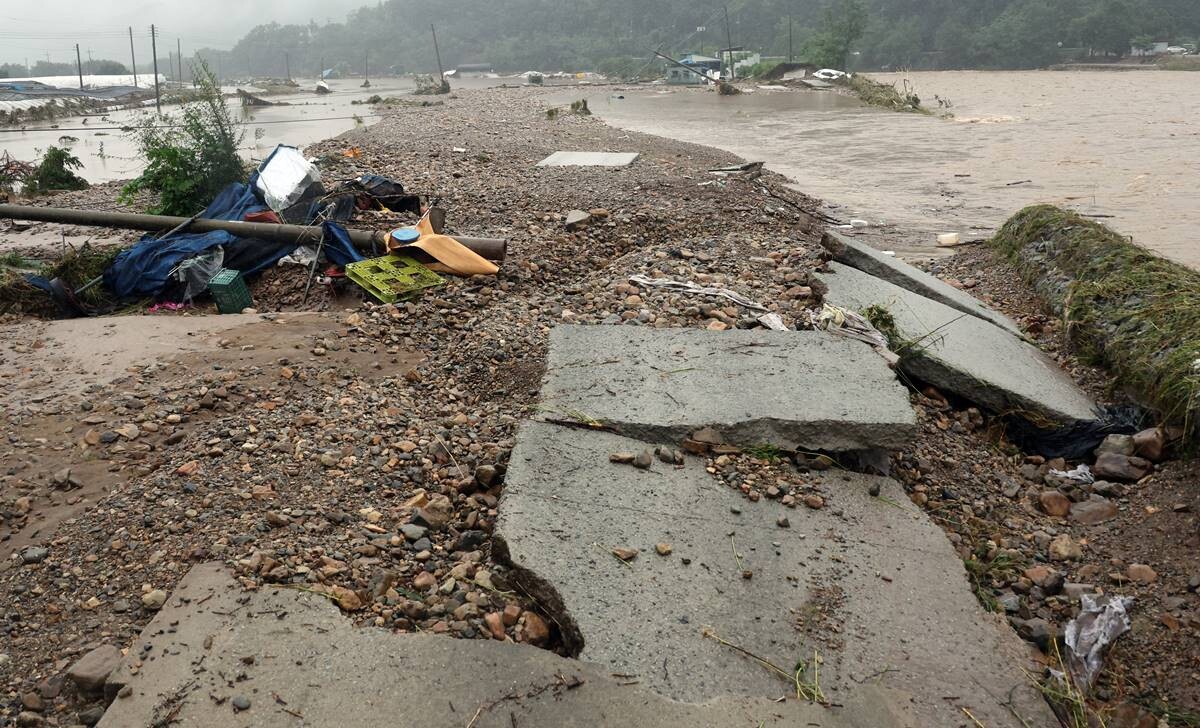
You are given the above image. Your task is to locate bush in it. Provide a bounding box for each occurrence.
[120,60,243,216]
[24,146,89,195]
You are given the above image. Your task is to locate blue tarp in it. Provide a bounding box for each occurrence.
[103,183,272,300]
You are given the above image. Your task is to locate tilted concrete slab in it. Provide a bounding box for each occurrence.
[537,151,640,167]
[494,421,1055,727]
[98,563,900,728]
[820,262,1097,424]
[540,326,917,451]
[822,231,1023,335]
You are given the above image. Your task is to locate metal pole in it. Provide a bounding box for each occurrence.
[431,24,445,83]
[129,27,138,87]
[75,44,84,89]
[0,204,508,262]
[177,38,183,85]
[723,5,735,81]
[151,25,161,114]
[789,16,794,63]
[285,51,291,80]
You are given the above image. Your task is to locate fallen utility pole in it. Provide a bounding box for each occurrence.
[0,204,507,262]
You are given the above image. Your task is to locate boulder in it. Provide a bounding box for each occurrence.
[1092,452,1152,482]
[68,645,123,694]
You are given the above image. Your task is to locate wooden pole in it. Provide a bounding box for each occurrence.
[151,24,161,114]
[431,24,445,83]
[75,44,84,89]
[129,27,138,87]
[723,5,735,81]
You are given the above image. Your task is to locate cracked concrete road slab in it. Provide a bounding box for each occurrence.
[495,421,1055,726]
[820,262,1097,424]
[821,231,1023,335]
[539,325,917,451]
[98,563,903,728]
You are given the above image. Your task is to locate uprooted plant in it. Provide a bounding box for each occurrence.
[119,59,244,216]
[23,145,89,195]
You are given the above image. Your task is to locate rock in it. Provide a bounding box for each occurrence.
[609,451,635,464]
[502,605,522,626]
[1092,453,1152,482]
[1126,564,1157,583]
[1037,490,1071,517]
[1049,534,1082,561]
[1063,583,1096,601]
[612,547,638,561]
[632,450,653,470]
[1131,428,1168,463]
[400,523,427,541]
[68,644,124,694]
[21,546,49,564]
[1039,571,1066,597]
[655,543,672,556]
[1095,434,1135,457]
[997,592,1021,613]
[1015,618,1055,652]
[78,705,106,726]
[1092,481,1128,498]
[141,589,168,610]
[564,209,592,231]
[803,494,825,510]
[15,712,44,727]
[232,695,251,711]
[20,692,45,712]
[412,571,437,591]
[474,464,499,487]
[1188,574,1200,593]
[484,612,506,640]
[265,511,291,528]
[521,613,550,645]
[776,516,790,528]
[1070,496,1119,525]
[413,494,453,531]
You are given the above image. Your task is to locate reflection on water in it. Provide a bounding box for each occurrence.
[587,71,1200,269]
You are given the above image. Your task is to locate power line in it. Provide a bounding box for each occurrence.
[0,114,384,134]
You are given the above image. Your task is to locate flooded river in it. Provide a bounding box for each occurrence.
[585,71,1200,268]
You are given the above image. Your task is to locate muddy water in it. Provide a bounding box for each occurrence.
[586,71,1200,268]
[0,78,418,184]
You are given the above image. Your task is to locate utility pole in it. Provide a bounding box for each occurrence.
[431,24,445,83]
[723,5,735,81]
[363,50,369,86]
[151,24,161,114]
[789,16,794,62]
[319,57,324,79]
[75,44,84,89]
[285,51,291,81]
[177,38,183,85]
[129,27,138,87]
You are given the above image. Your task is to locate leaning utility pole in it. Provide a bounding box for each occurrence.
[723,5,735,81]
[431,24,445,83]
[75,44,84,89]
[150,24,161,114]
[129,27,138,87]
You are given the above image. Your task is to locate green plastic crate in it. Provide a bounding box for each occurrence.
[208,268,253,314]
[345,255,443,304]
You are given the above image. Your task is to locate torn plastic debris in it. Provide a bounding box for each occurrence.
[1047,464,1095,485]
[810,303,898,367]
[253,145,321,213]
[1061,594,1134,695]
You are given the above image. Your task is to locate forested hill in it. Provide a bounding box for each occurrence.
[204,0,1200,78]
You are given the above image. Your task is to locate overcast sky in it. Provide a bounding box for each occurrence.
[1,0,369,66]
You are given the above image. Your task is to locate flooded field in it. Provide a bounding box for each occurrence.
[0,78,418,184]
[585,71,1200,268]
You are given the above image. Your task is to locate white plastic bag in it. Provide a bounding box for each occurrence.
[254,145,321,213]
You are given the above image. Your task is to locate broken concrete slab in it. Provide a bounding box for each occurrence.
[822,231,1022,335]
[537,151,640,167]
[820,262,1097,424]
[540,325,916,451]
[98,563,900,728]
[495,421,1055,726]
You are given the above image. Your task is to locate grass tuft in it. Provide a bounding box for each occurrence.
[991,204,1200,437]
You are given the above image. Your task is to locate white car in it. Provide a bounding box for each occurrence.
[1166,46,1189,55]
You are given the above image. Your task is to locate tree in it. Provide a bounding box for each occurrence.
[1131,34,1157,52]
[803,0,869,69]
[1074,0,1137,56]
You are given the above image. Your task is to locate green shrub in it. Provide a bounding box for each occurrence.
[120,60,243,216]
[24,146,89,195]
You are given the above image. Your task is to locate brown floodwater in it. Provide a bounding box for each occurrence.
[584,71,1200,268]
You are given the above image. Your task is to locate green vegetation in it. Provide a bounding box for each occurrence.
[743,60,783,78]
[0,244,121,316]
[1158,55,1200,70]
[963,552,1022,613]
[24,146,89,195]
[120,61,243,217]
[743,444,785,463]
[183,0,1200,77]
[991,205,1200,435]
[843,74,926,112]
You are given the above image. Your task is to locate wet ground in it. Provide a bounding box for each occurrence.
[582,70,1200,269]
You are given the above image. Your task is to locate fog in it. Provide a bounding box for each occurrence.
[0,0,369,66]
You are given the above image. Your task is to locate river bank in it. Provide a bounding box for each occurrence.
[0,86,1194,726]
